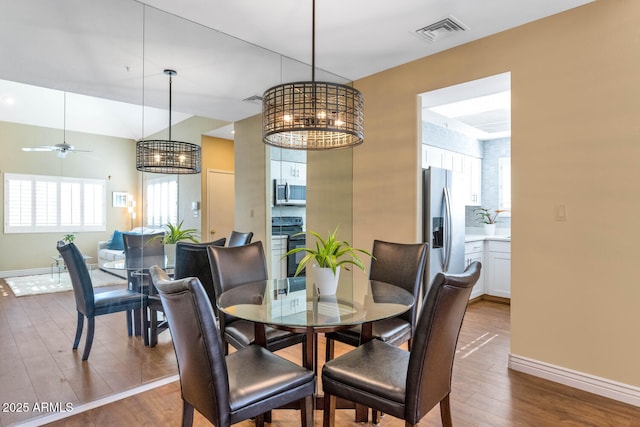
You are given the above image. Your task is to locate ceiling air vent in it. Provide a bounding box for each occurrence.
[415,16,467,44]
[243,95,263,104]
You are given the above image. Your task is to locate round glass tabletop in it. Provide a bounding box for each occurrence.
[217,277,415,329]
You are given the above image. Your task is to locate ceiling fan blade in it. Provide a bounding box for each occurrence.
[22,146,57,152]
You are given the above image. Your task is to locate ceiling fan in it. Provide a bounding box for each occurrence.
[21,92,92,158]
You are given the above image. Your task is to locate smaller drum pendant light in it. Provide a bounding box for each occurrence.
[136,69,201,174]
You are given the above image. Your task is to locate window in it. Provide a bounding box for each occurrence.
[145,176,178,227]
[4,173,106,233]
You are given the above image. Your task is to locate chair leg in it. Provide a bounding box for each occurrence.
[254,413,265,427]
[323,392,336,427]
[182,400,194,427]
[73,312,84,350]
[149,308,158,347]
[301,394,313,427]
[440,394,452,427]
[82,317,95,361]
[142,306,149,346]
[126,310,133,336]
[325,335,334,362]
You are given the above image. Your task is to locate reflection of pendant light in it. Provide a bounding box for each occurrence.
[262,0,364,150]
[136,69,201,174]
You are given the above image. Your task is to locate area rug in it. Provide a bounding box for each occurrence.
[5,269,126,297]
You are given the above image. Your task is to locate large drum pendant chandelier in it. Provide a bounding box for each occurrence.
[262,0,364,150]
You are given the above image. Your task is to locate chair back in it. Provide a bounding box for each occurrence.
[174,239,225,306]
[369,240,428,327]
[150,266,231,426]
[56,241,95,315]
[207,241,268,324]
[122,232,165,270]
[405,261,481,422]
[227,230,254,247]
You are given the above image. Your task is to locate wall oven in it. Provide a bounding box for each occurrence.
[272,216,306,277]
[273,179,306,206]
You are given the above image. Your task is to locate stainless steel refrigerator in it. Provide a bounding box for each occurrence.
[422,167,466,298]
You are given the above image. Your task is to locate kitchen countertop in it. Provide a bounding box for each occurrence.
[465,228,511,242]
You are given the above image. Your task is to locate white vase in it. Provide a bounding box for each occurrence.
[313,265,340,295]
[164,243,176,267]
[484,223,496,236]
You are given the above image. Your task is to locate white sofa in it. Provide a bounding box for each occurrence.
[98,227,165,278]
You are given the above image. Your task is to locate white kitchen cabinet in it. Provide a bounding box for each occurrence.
[464,241,485,299]
[271,160,307,182]
[485,240,511,298]
[423,145,481,206]
[271,236,287,279]
[465,156,482,206]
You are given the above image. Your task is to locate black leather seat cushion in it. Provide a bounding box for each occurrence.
[328,317,411,347]
[227,345,314,412]
[225,319,304,348]
[323,339,409,409]
[93,289,147,316]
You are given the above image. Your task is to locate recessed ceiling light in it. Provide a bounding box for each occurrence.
[1,96,15,105]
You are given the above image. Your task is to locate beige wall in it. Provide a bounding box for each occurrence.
[233,115,269,247]
[352,0,640,386]
[0,121,137,270]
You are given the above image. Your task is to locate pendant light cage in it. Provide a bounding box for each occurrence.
[136,140,201,174]
[136,69,202,174]
[262,81,364,150]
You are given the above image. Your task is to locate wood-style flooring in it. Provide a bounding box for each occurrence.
[2,278,639,426]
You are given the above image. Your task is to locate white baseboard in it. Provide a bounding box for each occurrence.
[0,267,49,279]
[509,353,640,407]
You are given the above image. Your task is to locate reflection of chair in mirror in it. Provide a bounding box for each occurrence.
[122,232,164,342]
[56,241,147,361]
[227,230,253,247]
[149,267,315,427]
[325,240,428,361]
[207,241,306,355]
[322,262,482,427]
[141,238,229,347]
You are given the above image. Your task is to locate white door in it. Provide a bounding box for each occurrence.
[207,169,235,243]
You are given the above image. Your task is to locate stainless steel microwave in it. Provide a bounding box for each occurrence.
[274,179,306,206]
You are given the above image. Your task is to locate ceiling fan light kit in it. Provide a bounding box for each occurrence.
[136,69,202,174]
[261,0,364,150]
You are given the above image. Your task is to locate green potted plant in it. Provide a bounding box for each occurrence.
[285,226,374,295]
[152,220,200,265]
[63,233,76,243]
[474,207,508,235]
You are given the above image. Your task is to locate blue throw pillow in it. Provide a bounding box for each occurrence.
[108,230,125,251]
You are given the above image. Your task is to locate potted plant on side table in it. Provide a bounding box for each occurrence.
[285,226,374,295]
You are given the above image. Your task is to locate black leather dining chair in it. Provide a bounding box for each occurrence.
[56,241,147,361]
[149,266,315,427]
[122,232,164,344]
[207,241,306,355]
[227,230,253,247]
[324,240,428,361]
[322,261,481,427]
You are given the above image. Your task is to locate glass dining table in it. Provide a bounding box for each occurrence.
[217,276,415,419]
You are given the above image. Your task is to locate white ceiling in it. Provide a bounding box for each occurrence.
[0,0,592,141]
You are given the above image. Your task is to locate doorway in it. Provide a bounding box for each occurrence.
[206,169,235,243]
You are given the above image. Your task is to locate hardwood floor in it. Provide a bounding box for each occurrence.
[2,279,639,426]
[0,279,178,427]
